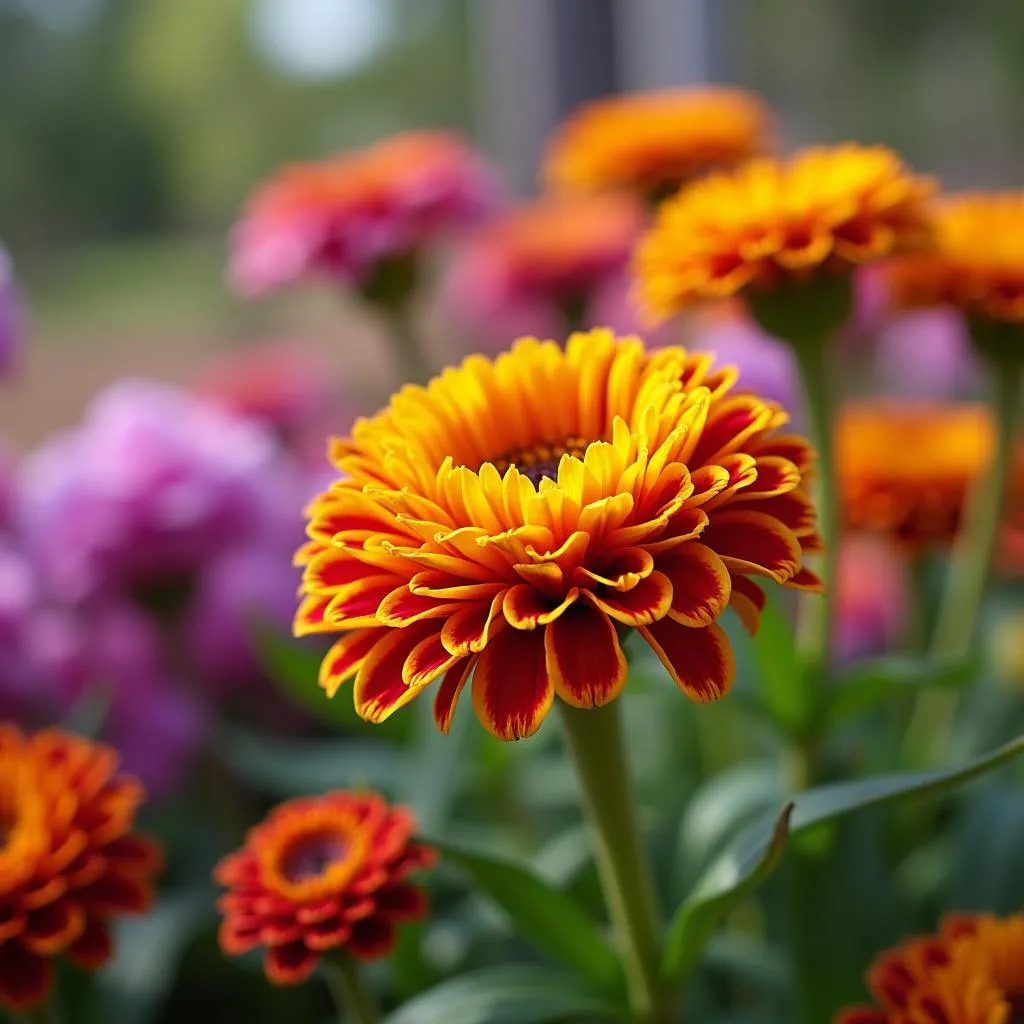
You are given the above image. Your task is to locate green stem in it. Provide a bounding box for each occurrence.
[322,955,380,1024]
[791,337,838,679]
[930,360,1024,660]
[388,307,434,387]
[557,701,670,1023]
[16,1003,60,1024]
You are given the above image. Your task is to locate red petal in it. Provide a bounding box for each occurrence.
[324,576,401,629]
[729,576,765,635]
[834,1011,889,1024]
[293,595,334,636]
[639,507,709,554]
[374,884,428,923]
[66,916,113,968]
[472,627,552,740]
[576,548,653,591]
[0,943,52,1010]
[303,917,352,951]
[660,543,731,627]
[584,571,672,626]
[78,874,152,914]
[376,589,460,627]
[353,623,435,723]
[264,940,318,985]
[403,631,460,687]
[740,456,802,500]
[22,901,85,955]
[433,658,475,733]
[691,396,774,465]
[440,593,505,655]
[731,490,817,536]
[346,918,395,960]
[750,433,816,473]
[700,510,801,582]
[319,629,385,698]
[639,619,735,702]
[545,604,627,708]
[101,834,163,874]
[503,585,578,629]
[786,567,825,593]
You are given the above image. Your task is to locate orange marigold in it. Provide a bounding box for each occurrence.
[215,791,434,985]
[838,402,995,550]
[885,193,1024,324]
[836,913,1024,1024]
[543,87,769,199]
[294,328,822,740]
[635,145,936,323]
[0,725,162,1011]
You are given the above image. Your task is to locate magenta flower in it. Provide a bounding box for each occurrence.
[229,131,500,297]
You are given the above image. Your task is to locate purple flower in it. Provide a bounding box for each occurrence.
[17,380,284,603]
[835,535,908,661]
[0,245,22,380]
[875,309,979,399]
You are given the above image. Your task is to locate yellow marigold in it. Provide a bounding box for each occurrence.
[885,192,1024,324]
[835,913,1024,1024]
[543,87,769,199]
[294,328,822,740]
[635,145,936,323]
[838,402,994,550]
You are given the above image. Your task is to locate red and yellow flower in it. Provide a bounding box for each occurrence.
[543,87,769,199]
[294,328,821,740]
[885,193,1024,324]
[215,791,434,985]
[0,725,162,1011]
[635,145,935,323]
[837,402,995,550]
[836,912,1024,1024]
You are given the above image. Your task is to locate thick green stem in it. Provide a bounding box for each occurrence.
[558,701,670,1023]
[931,360,1024,659]
[322,955,380,1024]
[791,337,838,679]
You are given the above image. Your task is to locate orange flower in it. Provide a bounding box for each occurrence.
[885,193,1024,324]
[229,131,498,297]
[0,725,162,1011]
[294,328,821,740]
[543,87,769,199]
[835,913,1024,1024]
[838,402,995,550]
[215,791,434,985]
[635,145,935,323]
[443,193,643,323]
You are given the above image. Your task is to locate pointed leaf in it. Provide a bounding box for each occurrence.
[663,733,1024,986]
[430,838,623,994]
[382,966,624,1024]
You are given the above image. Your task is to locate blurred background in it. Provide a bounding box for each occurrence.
[5,0,1024,442]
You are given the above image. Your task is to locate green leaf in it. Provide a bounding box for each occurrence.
[382,966,624,1024]
[662,733,1024,987]
[218,726,406,798]
[826,655,975,724]
[429,838,623,994]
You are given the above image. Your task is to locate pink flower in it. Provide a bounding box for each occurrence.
[835,534,909,661]
[229,131,500,297]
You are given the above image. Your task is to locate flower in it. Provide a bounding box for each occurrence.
[837,402,994,550]
[0,725,161,1010]
[884,193,1024,325]
[295,328,821,740]
[543,87,769,199]
[229,131,500,298]
[16,379,284,603]
[443,194,643,340]
[0,245,21,380]
[214,791,434,985]
[835,913,1024,1024]
[635,145,936,323]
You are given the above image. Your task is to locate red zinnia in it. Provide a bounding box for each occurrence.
[214,791,435,985]
[0,725,162,1011]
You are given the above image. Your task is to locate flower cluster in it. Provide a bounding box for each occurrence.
[296,328,821,739]
[0,725,161,1011]
[215,791,434,985]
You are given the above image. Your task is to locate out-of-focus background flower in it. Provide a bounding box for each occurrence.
[5,3,1024,1023]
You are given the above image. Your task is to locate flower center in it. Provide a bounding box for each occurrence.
[489,435,591,486]
[280,829,350,885]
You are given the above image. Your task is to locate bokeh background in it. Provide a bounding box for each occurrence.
[6,0,1024,442]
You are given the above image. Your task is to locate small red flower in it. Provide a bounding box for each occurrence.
[214,791,435,985]
[0,725,162,1011]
